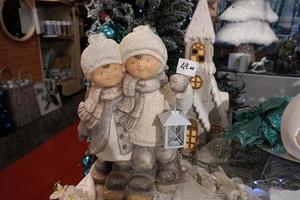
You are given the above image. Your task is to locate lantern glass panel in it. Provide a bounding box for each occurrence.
[167,125,185,147]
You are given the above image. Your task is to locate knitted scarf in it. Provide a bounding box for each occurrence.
[78,84,123,154]
[118,72,168,132]
[78,84,122,128]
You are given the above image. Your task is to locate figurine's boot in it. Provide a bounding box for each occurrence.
[156,147,180,184]
[103,161,130,200]
[92,159,112,184]
[128,146,155,200]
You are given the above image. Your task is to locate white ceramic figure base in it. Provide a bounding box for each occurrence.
[73,160,262,200]
[270,188,300,200]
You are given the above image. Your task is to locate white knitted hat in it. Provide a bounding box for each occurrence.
[120,25,168,68]
[81,34,122,78]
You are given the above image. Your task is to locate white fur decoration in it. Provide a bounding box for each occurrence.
[219,0,278,23]
[184,0,215,43]
[216,20,278,46]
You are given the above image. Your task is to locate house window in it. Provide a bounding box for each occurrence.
[190,42,205,63]
[186,119,199,151]
[211,124,222,134]
[190,75,203,89]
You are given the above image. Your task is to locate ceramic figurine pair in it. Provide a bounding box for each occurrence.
[78,25,193,200]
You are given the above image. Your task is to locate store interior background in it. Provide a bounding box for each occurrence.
[0,0,299,186]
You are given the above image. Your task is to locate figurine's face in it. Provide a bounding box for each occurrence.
[91,64,125,88]
[125,54,161,80]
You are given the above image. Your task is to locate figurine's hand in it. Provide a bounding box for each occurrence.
[77,121,90,141]
[170,74,190,93]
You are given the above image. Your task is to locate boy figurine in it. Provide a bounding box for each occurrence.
[78,34,132,199]
[119,25,193,200]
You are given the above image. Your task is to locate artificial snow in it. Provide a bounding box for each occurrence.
[219,0,278,23]
[270,188,300,200]
[216,20,278,46]
[184,0,215,43]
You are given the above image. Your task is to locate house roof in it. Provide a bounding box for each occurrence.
[159,111,191,126]
[184,0,215,43]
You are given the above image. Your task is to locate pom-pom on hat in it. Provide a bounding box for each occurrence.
[120,25,168,69]
[81,34,122,78]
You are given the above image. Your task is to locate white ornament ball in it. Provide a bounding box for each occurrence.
[281,94,300,160]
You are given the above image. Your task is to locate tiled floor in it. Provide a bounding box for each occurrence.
[0,91,85,170]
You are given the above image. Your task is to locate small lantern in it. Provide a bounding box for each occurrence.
[158,111,191,149]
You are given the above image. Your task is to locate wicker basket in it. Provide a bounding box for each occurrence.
[0,68,40,127]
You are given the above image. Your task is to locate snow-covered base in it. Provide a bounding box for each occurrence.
[50,160,265,200]
[270,188,300,200]
[216,20,278,46]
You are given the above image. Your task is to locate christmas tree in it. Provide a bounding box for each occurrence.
[216,0,278,63]
[85,0,194,75]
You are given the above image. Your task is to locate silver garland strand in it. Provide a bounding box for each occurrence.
[85,0,101,37]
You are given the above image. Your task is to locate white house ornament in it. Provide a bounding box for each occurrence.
[281,94,300,160]
[184,0,229,152]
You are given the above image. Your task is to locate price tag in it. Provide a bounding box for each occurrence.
[176,58,198,77]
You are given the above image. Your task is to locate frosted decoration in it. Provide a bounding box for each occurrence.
[219,0,278,23]
[216,20,278,46]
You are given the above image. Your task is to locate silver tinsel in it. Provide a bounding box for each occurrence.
[85,0,101,37]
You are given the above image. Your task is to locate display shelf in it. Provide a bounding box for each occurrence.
[57,77,75,85]
[36,0,72,6]
[218,68,300,78]
[41,35,74,40]
[217,70,300,106]
[36,1,82,96]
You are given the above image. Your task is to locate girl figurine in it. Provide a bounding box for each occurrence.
[119,25,193,200]
[78,34,132,199]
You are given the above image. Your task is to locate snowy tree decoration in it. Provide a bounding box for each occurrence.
[219,0,278,23]
[217,20,278,46]
[216,0,279,62]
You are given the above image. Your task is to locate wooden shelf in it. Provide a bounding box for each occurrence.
[36,1,83,96]
[218,68,300,78]
[41,35,74,40]
[57,77,75,85]
[36,0,73,6]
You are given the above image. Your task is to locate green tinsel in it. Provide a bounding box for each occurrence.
[226,97,292,151]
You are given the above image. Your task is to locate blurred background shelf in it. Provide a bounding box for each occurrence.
[41,35,74,40]
[35,0,82,96]
[36,0,73,6]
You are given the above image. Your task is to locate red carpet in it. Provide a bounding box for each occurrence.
[0,122,88,200]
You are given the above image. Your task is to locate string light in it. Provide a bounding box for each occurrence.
[251,178,288,189]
